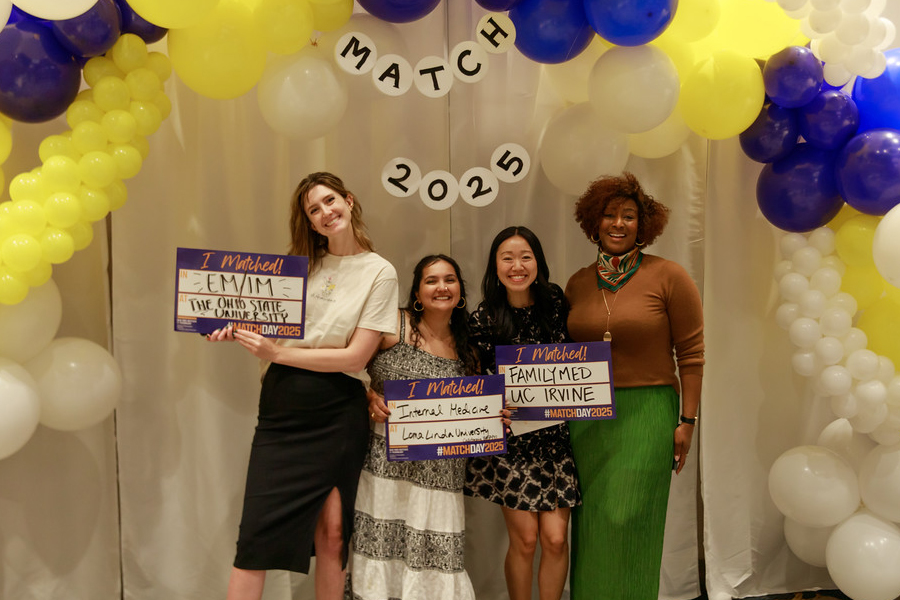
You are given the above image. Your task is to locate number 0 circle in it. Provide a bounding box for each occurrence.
[419,170,459,210]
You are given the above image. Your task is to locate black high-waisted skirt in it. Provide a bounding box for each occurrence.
[233,363,368,573]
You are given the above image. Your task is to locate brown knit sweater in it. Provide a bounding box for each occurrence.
[565,254,704,392]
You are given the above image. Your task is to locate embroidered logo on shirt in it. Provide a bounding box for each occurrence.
[312,276,337,302]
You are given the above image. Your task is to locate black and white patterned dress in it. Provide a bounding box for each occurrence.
[464,285,581,511]
[347,317,475,600]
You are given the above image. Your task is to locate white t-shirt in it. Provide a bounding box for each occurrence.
[261,251,399,385]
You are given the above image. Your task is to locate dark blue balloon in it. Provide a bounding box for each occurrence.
[582,0,676,46]
[797,90,858,150]
[475,0,523,9]
[115,0,167,43]
[7,6,50,27]
[757,143,843,232]
[357,0,442,23]
[836,129,900,216]
[51,0,121,58]
[740,103,799,163]
[763,46,823,109]
[510,0,594,64]
[852,48,900,133]
[0,20,81,123]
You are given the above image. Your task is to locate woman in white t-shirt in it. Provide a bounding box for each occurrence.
[209,172,399,600]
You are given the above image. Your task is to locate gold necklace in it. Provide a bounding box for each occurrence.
[601,288,618,342]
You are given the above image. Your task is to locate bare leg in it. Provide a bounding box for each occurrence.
[314,487,347,600]
[225,567,266,600]
[537,508,570,600]
[502,507,540,600]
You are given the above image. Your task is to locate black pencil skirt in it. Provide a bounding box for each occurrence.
[233,363,369,573]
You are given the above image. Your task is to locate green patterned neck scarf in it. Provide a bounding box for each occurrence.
[596,246,643,291]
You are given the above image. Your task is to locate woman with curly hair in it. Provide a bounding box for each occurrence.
[564,172,704,600]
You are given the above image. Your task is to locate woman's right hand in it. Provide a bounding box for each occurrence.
[367,388,390,423]
[206,324,235,342]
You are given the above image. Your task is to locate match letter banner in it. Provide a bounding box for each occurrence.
[383,374,507,462]
[174,247,308,338]
[495,341,616,421]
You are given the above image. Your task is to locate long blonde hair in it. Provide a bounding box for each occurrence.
[289,172,374,272]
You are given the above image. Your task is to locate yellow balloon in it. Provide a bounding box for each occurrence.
[41,155,81,194]
[857,298,900,366]
[652,33,697,82]
[168,1,267,100]
[109,144,143,179]
[835,214,880,267]
[255,0,314,55]
[124,68,162,101]
[0,266,29,305]
[9,172,48,203]
[83,56,124,87]
[39,134,79,162]
[101,109,138,144]
[628,110,692,159]
[39,227,75,264]
[78,151,118,189]
[130,101,163,136]
[66,99,105,129]
[79,187,111,222]
[841,265,885,310]
[68,221,94,251]
[131,135,150,159]
[0,204,15,238]
[0,119,11,164]
[72,121,110,155]
[8,200,47,236]
[309,0,353,32]
[8,259,52,287]
[667,0,721,43]
[106,180,128,211]
[152,91,172,120]
[92,76,132,112]
[827,203,861,231]
[44,192,83,229]
[145,52,173,82]
[694,0,804,60]
[0,233,42,272]
[678,50,765,140]
[110,33,149,73]
[125,0,219,29]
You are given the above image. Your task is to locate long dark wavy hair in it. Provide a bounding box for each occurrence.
[406,254,477,375]
[480,226,556,345]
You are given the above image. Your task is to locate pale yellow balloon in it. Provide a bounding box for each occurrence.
[255,0,314,55]
[666,0,721,43]
[678,50,765,140]
[309,0,353,32]
[544,36,610,105]
[835,215,881,268]
[857,298,900,366]
[628,110,692,159]
[652,32,698,82]
[841,265,885,310]
[125,0,219,29]
[694,0,804,60]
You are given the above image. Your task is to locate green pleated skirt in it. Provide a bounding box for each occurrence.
[567,385,679,600]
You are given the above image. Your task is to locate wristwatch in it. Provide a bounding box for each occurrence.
[679,415,697,425]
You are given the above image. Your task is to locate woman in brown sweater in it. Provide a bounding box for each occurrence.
[564,172,704,600]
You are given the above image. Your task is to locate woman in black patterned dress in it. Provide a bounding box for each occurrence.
[464,226,580,600]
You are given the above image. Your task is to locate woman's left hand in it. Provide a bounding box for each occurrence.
[673,423,695,475]
[232,327,280,361]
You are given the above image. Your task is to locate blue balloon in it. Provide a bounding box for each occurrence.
[582,0,676,46]
[797,90,858,150]
[740,103,799,163]
[852,48,900,133]
[51,0,122,58]
[115,0,167,43]
[836,129,900,216]
[763,46,823,109]
[357,0,442,23]
[510,0,594,64]
[757,143,843,232]
[0,20,81,123]
[475,0,523,9]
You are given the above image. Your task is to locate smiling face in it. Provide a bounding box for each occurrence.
[415,259,461,315]
[598,198,639,255]
[495,235,537,305]
[303,184,353,240]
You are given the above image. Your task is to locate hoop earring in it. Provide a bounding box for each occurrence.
[457,297,466,309]
[413,300,424,312]
[635,239,646,247]
[590,233,600,243]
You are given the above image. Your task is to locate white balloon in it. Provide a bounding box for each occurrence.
[887,375,900,407]
[836,12,872,45]
[789,316,822,348]
[799,289,827,318]
[818,417,877,471]
[781,232,809,259]
[877,356,896,385]
[25,338,122,431]
[811,0,841,9]
[809,8,844,34]
[823,61,854,86]
[784,517,833,567]
[847,349,881,380]
[831,392,859,419]
[793,349,822,376]
[856,378,888,405]
[808,227,837,255]
[826,510,900,600]
[844,45,879,75]
[840,0,872,12]
[818,32,851,62]
[588,44,680,134]
[859,444,900,522]
[776,302,801,330]
[768,445,860,527]
[539,103,629,196]
[0,358,41,460]
[545,37,609,104]
[822,255,848,277]
[860,51,887,78]
[870,422,900,446]
[12,0,97,20]
[257,46,348,141]
[826,291,857,316]
[819,305,852,338]
[815,336,845,365]
[792,246,823,276]
[773,259,794,282]
[873,204,900,288]
[849,397,887,432]
[842,327,869,355]
[874,18,895,51]
[0,279,62,364]
[820,365,853,395]
[778,0,812,10]
[779,272,810,303]
[810,267,842,297]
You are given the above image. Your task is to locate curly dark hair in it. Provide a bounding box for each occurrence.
[405,254,477,376]
[574,172,669,248]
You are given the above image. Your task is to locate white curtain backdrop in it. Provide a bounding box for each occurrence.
[6,2,898,599]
